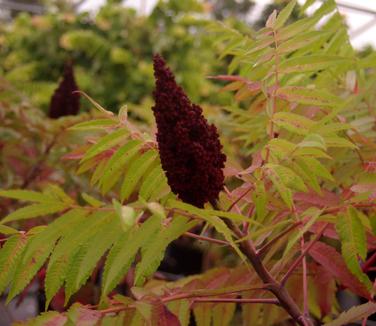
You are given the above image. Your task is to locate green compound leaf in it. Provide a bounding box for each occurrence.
[1,202,69,224]
[134,216,196,285]
[101,214,162,300]
[336,207,372,291]
[0,234,28,294]
[120,149,158,202]
[81,128,128,162]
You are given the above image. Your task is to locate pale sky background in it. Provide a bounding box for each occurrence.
[79,0,376,49]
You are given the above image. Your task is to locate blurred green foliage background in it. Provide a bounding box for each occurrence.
[0,0,261,113]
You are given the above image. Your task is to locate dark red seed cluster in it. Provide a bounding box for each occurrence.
[48,62,80,119]
[152,54,226,208]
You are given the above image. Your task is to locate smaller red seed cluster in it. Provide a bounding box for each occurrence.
[152,54,226,208]
[48,61,80,119]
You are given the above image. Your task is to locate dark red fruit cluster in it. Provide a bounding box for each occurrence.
[152,54,226,208]
[48,62,80,119]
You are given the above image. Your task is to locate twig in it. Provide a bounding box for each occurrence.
[324,202,376,215]
[21,136,58,188]
[301,236,308,317]
[362,250,376,272]
[192,297,279,305]
[160,285,271,304]
[21,118,81,189]
[184,232,229,246]
[226,186,253,212]
[280,223,329,286]
[99,305,133,315]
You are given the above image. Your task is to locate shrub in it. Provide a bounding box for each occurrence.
[1,1,376,325]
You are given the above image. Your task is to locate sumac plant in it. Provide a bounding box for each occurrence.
[2,1,376,325]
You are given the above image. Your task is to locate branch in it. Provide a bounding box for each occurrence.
[235,227,311,325]
[209,196,313,326]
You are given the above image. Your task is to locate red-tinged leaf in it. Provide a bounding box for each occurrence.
[220,81,243,92]
[207,75,261,92]
[324,302,376,326]
[310,222,338,239]
[228,185,253,205]
[50,288,65,312]
[226,265,256,287]
[309,242,371,299]
[363,161,376,172]
[179,269,232,297]
[351,184,376,199]
[302,106,322,119]
[235,85,254,101]
[311,263,335,318]
[202,268,232,290]
[294,190,340,208]
[167,299,190,326]
[67,303,102,326]
[238,151,263,175]
[223,166,240,177]
[26,312,67,326]
[313,223,376,249]
[61,147,87,160]
[6,156,29,178]
[24,145,38,158]
[156,304,181,326]
[276,86,341,107]
[351,184,376,193]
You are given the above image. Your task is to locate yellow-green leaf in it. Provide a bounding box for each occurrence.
[1,202,68,224]
[81,128,128,162]
[276,86,341,107]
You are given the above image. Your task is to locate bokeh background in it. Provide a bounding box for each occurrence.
[1,0,375,115]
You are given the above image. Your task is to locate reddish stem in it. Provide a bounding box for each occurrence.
[324,202,376,215]
[184,231,229,246]
[301,236,308,317]
[226,186,253,212]
[22,137,57,188]
[100,305,133,315]
[362,250,376,272]
[161,285,271,304]
[192,297,279,305]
